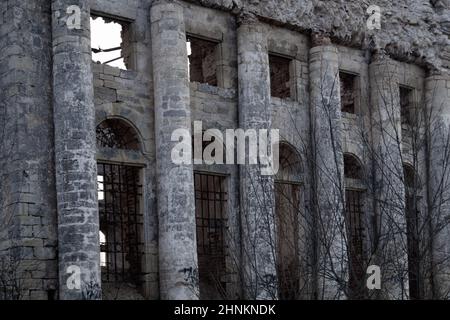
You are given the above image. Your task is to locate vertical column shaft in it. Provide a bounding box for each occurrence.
[150,0,199,300]
[309,36,346,299]
[0,0,58,300]
[52,0,101,300]
[237,14,277,300]
[369,52,407,299]
[425,72,450,298]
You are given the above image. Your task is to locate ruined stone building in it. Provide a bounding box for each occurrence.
[0,0,449,300]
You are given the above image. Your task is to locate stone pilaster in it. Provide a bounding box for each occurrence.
[424,71,450,299]
[52,0,101,299]
[237,13,277,300]
[150,0,199,300]
[369,52,407,299]
[309,35,346,299]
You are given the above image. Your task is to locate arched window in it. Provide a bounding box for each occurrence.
[96,118,143,293]
[275,143,302,183]
[343,153,366,299]
[96,118,140,150]
[403,164,421,299]
[344,153,363,180]
[275,143,302,299]
[403,164,420,191]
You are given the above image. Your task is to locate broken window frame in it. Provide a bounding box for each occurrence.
[90,13,134,70]
[187,34,221,87]
[399,85,416,127]
[339,71,359,114]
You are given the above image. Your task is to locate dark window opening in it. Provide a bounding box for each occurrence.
[403,164,422,299]
[195,173,227,299]
[400,86,414,126]
[47,289,56,301]
[344,154,363,180]
[97,163,144,287]
[345,189,365,299]
[344,153,366,299]
[90,15,131,70]
[96,119,140,151]
[340,72,357,114]
[275,144,302,299]
[275,182,300,299]
[187,36,219,86]
[269,54,292,99]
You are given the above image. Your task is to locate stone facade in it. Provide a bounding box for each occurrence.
[0,0,449,300]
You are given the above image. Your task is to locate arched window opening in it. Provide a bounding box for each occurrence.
[343,153,366,299]
[403,164,420,191]
[275,143,302,299]
[96,119,140,150]
[344,154,363,180]
[403,164,422,299]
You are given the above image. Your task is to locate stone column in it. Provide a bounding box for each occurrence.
[309,34,346,299]
[150,0,199,300]
[424,71,450,299]
[0,0,58,300]
[369,51,407,299]
[237,13,277,300]
[52,0,101,299]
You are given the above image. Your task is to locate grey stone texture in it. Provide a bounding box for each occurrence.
[0,0,58,300]
[369,53,408,299]
[237,14,277,299]
[52,0,101,299]
[151,0,199,300]
[309,40,346,299]
[0,0,449,300]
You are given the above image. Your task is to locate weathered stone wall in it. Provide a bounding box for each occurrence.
[184,0,450,71]
[52,0,101,300]
[1,0,449,301]
[0,0,58,300]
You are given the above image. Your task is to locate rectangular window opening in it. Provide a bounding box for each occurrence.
[90,15,131,70]
[275,182,301,300]
[269,54,292,99]
[400,86,414,126]
[194,172,228,299]
[345,189,365,299]
[187,36,219,87]
[97,163,144,289]
[340,71,357,114]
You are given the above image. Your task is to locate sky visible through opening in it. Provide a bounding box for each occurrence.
[91,16,194,72]
[91,17,126,69]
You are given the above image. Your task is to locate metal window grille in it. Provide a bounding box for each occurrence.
[194,172,227,297]
[345,189,365,298]
[406,194,421,299]
[97,163,144,284]
[275,181,301,300]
